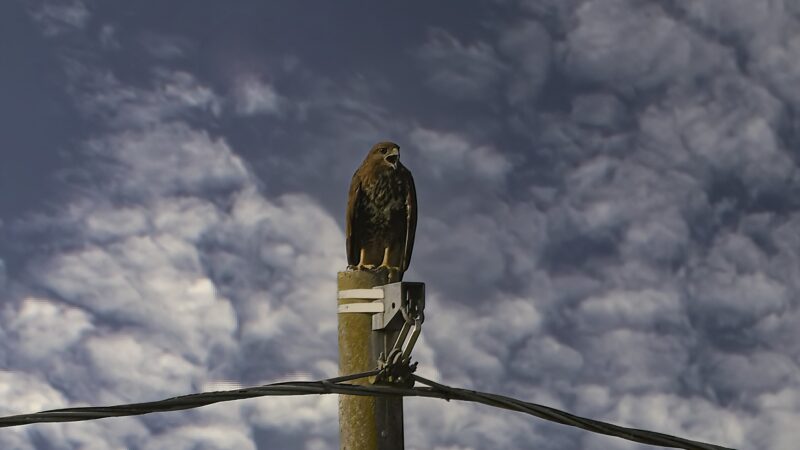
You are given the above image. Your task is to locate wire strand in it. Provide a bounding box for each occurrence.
[0,371,736,450]
[411,374,735,450]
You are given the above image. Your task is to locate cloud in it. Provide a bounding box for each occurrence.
[85,123,250,197]
[10,0,800,448]
[0,258,6,290]
[29,0,90,37]
[561,0,727,91]
[516,0,581,34]
[570,94,628,130]
[1,32,345,447]
[0,370,66,415]
[0,370,152,450]
[416,29,508,101]
[496,19,552,103]
[580,392,745,449]
[668,1,800,106]
[409,127,511,182]
[405,396,548,450]
[142,424,256,450]
[77,68,222,128]
[139,32,196,60]
[232,76,284,116]
[4,297,93,362]
[571,289,686,333]
[99,24,120,50]
[402,2,799,448]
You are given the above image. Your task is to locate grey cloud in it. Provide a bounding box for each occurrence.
[561,0,727,92]
[671,93,791,190]
[0,372,151,449]
[8,0,800,448]
[686,231,790,352]
[753,389,800,450]
[703,351,799,401]
[409,127,511,182]
[496,20,552,104]
[139,32,196,60]
[673,0,778,41]
[542,157,698,272]
[517,0,581,34]
[4,297,93,362]
[418,2,800,448]
[571,289,686,334]
[29,0,90,37]
[413,201,548,299]
[0,258,6,290]
[669,1,800,106]
[581,329,691,393]
[85,123,250,198]
[141,424,256,450]
[748,32,800,106]
[0,370,66,414]
[427,296,544,388]
[231,76,285,117]
[570,94,628,130]
[405,397,546,450]
[199,189,344,381]
[244,395,338,447]
[99,24,120,50]
[632,76,793,224]
[581,393,745,449]
[1,34,350,448]
[83,332,205,401]
[510,334,584,377]
[416,29,508,101]
[77,69,222,128]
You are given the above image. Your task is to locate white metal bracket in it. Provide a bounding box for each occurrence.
[337,282,425,331]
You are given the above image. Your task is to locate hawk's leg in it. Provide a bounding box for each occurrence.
[378,247,400,271]
[378,247,390,268]
[354,247,375,270]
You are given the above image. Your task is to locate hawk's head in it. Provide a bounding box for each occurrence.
[367,141,400,170]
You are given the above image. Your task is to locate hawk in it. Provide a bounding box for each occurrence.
[346,141,417,280]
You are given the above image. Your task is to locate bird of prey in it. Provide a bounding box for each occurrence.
[346,141,417,280]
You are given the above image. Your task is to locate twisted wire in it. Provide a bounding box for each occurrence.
[0,370,736,450]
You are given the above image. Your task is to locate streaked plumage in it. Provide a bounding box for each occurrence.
[346,141,417,280]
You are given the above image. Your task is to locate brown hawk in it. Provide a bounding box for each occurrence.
[346,141,417,280]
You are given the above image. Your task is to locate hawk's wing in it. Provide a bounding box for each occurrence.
[346,173,363,266]
[402,167,417,272]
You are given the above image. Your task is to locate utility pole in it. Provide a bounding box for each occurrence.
[337,269,406,450]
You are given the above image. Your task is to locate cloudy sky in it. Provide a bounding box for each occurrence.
[2,0,800,448]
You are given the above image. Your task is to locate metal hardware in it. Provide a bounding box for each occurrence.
[337,282,425,332]
[337,302,384,314]
[337,282,425,385]
[338,288,384,300]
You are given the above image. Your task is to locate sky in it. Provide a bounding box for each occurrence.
[1,0,799,448]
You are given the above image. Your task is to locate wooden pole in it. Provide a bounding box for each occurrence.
[371,321,404,450]
[337,269,404,450]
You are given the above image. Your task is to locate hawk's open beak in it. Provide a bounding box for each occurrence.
[385,147,399,168]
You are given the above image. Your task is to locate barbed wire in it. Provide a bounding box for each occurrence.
[0,369,735,450]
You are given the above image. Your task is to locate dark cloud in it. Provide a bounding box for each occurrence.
[416,29,508,101]
[4,0,800,449]
[28,0,89,37]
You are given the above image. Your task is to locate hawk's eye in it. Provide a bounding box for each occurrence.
[379,148,387,154]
